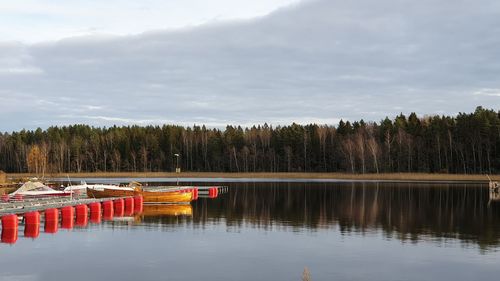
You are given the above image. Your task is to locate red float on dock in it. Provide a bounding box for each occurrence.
[61,206,74,229]
[75,205,88,227]
[1,228,18,244]
[23,212,40,238]
[89,202,101,213]
[114,199,125,217]
[134,196,144,214]
[1,214,19,244]
[124,197,134,216]
[102,200,114,220]
[44,208,58,234]
[2,214,19,229]
[90,210,102,223]
[61,206,74,218]
[89,202,102,223]
[192,188,199,200]
[208,187,218,198]
[24,211,40,224]
[24,223,40,238]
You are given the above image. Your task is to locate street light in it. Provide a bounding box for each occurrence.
[174,154,180,185]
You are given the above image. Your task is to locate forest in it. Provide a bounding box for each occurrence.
[0,106,499,175]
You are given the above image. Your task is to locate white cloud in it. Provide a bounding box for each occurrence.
[84,105,103,111]
[0,66,43,75]
[0,0,301,43]
[1,0,500,131]
[473,88,500,97]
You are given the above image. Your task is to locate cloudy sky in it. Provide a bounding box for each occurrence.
[1,0,499,131]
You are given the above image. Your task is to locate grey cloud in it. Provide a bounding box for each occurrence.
[1,0,500,131]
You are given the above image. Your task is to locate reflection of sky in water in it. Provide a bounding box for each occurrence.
[1,182,500,281]
[2,224,500,281]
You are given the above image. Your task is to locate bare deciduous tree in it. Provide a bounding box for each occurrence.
[342,137,355,173]
[355,130,366,174]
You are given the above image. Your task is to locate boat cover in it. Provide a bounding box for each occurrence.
[10,181,54,195]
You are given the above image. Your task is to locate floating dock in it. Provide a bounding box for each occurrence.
[197,186,227,198]
[144,185,228,199]
[0,184,230,244]
[0,195,144,244]
[0,196,134,216]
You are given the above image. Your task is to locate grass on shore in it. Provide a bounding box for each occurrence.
[6,172,498,182]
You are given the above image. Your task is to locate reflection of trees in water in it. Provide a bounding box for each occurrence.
[192,182,500,249]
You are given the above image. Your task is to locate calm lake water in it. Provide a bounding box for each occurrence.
[1,181,500,281]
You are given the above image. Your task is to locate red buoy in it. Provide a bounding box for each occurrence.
[1,227,18,244]
[24,211,40,225]
[61,206,74,229]
[89,202,101,213]
[23,212,40,238]
[124,197,134,216]
[75,204,88,216]
[209,187,218,198]
[133,196,143,213]
[75,205,88,227]
[89,202,102,224]
[1,214,19,229]
[61,206,74,218]
[102,201,114,220]
[61,217,73,229]
[90,210,102,224]
[1,214,19,244]
[45,220,58,233]
[44,208,59,234]
[114,199,125,217]
[45,208,58,221]
[24,223,40,238]
[192,188,199,200]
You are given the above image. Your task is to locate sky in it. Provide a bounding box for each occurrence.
[1,0,499,131]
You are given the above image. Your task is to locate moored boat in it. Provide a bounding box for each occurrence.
[10,181,72,198]
[86,187,193,203]
[63,182,127,193]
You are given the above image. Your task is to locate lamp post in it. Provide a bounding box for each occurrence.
[174,154,180,185]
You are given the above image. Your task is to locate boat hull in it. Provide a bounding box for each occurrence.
[13,192,72,198]
[86,188,192,203]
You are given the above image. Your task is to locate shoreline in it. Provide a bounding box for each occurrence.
[6,172,498,183]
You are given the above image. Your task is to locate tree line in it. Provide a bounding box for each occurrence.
[0,106,499,174]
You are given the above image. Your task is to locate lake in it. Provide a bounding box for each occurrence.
[1,181,500,281]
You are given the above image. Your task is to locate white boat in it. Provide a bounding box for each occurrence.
[63,181,134,192]
[10,181,72,198]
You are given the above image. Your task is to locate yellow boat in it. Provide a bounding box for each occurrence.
[86,187,193,203]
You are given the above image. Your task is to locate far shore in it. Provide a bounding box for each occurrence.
[5,172,498,183]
